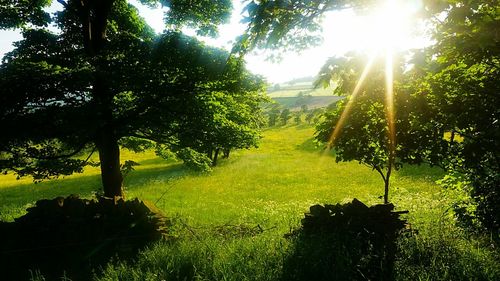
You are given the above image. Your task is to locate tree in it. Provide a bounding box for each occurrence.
[305,108,322,124]
[0,0,257,198]
[280,108,292,125]
[294,112,302,125]
[315,53,427,204]
[174,69,267,167]
[267,104,282,127]
[409,0,500,235]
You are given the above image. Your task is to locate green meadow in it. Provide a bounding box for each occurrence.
[1,126,499,280]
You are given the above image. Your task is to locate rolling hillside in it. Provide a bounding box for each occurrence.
[267,77,341,110]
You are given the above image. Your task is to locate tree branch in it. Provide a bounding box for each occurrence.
[28,141,90,160]
[374,166,386,182]
[56,0,68,8]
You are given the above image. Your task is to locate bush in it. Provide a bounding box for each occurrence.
[177,147,213,172]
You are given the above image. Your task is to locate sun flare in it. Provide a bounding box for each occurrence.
[367,0,418,51]
[324,0,419,162]
[354,0,422,54]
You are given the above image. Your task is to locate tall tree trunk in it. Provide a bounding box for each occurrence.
[77,0,120,196]
[97,130,123,197]
[94,77,124,197]
[95,73,124,198]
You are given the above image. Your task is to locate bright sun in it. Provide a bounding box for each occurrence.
[364,0,419,52]
[353,0,422,54]
[324,0,424,154]
[320,0,423,55]
[246,0,426,83]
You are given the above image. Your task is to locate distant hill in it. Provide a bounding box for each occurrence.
[272,96,343,111]
[266,76,341,110]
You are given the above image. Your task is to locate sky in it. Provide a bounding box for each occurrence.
[0,0,429,84]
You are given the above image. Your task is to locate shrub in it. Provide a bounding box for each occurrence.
[177,147,213,172]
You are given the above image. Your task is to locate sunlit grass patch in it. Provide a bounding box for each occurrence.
[1,125,498,280]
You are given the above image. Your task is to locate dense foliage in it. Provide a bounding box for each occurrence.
[413,0,500,236]
[315,53,431,203]
[0,0,266,197]
[252,0,499,234]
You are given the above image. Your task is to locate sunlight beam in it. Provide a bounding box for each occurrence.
[385,48,395,158]
[384,47,396,190]
[325,56,376,149]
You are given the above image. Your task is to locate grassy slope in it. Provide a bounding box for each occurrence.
[1,126,499,280]
[267,83,340,110]
[272,96,342,110]
[0,126,442,225]
[267,86,333,98]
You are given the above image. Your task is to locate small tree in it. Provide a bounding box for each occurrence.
[294,112,302,125]
[280,108,292,125]
[267,104,281,127]
[174,75,267,167]
[305,108,321,124]
[315,53,423,204]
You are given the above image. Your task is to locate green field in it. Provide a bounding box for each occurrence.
[267,85,335,98]
[1,126,499,280]
[272,96,342,110]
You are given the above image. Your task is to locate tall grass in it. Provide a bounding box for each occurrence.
[1,126,498,280]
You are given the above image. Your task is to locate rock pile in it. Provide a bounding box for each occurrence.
[283,198,408,281]
[0,195,170,280]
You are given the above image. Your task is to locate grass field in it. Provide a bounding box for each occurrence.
[267,85,334,98]
[271,96,342,110]
[1,125,499,280]
[267,79,336,98]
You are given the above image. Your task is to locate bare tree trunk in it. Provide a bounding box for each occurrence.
[383,175,390,204]
[384,162,392,204]
[374,166,391,204]
[76,0,122,197]
[207,148,213,161]
[94,72,124,198]
[97,131,123,198]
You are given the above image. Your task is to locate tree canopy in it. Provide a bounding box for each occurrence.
[312,0,499,234]
[0,0,265,197]
[314,53,434,204]
[410,0,500,234]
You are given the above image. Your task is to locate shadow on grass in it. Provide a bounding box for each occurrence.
[0,162,188,200]
[0,162,190,221]
[124,163,190,191]
[296,136,320,152]
[296,138,337,159]
[395,228,500,281]
[281,199,407,281]
[395,164,444,182]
